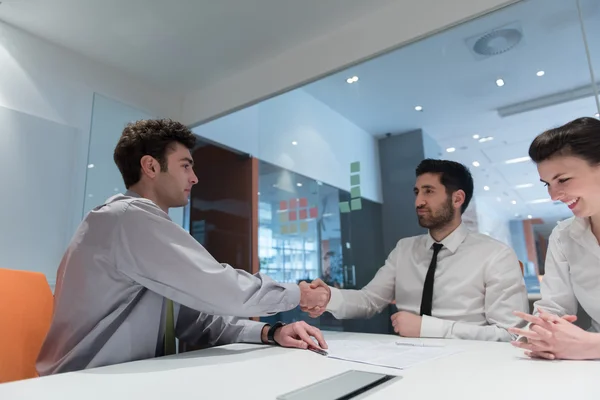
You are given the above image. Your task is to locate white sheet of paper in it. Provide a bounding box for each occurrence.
[324,340,462,370]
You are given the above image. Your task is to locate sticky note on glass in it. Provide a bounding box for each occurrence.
[300,222,308,233]
[350,161,360,173]
[289,224,298,233]
[279,201,287,210]
[299,198,308,208]
[289,199,298,209]
[339,201,350,213]
[289,211,297,221]
[350,186,361,199]
[278,212,288,223]
[309,207,318,219]
[350,174,360,186]
[351,198,362,211]
[299,209,308,220]
[281,225,289,235]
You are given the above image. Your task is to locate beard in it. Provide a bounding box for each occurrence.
[417,196,455,230]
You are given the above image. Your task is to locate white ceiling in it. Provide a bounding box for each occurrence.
[302,0,600,228]
[0,0,396,92]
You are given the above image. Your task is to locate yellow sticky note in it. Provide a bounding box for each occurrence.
[289,224,298,233]
[300,221,308,233]
[278,212,288,223]
[281,225,289,235]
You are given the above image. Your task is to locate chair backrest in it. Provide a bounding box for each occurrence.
[0,268,54,383]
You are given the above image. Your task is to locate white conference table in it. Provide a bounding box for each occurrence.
[1,331,599,399]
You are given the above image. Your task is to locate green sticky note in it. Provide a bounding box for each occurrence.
[350,161,361,173]
[289,224,298,233]
[351,198,362,211]
[350,186,361,199]
[278,212,288,223]
[350,174,360,186]
[339,201,350,213]
[281,225,289,235]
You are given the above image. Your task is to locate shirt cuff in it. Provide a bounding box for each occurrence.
[240,321,268,344]
[420,315,449,338]
[280,282,301,309]
[326,287,343,313]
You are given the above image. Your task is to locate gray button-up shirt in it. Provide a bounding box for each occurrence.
[37,191,300,375]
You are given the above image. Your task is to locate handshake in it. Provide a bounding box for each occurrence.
[299,279,331,318]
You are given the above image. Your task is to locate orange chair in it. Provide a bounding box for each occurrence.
[0,268,54,383]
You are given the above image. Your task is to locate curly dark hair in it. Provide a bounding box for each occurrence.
[113,119,196,188]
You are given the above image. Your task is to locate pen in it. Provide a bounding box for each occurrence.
[309,347,329,356]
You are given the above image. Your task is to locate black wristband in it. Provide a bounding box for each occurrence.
[267,322,285,345]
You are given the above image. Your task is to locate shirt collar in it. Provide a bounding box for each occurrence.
[424,223,469,254]
[569,217,590,239]
[125,189,142,199]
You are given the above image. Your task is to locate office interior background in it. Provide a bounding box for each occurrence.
[1,0,599,335]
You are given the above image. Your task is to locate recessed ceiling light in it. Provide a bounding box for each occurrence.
[346,76,359,84]
[472,134,480,139]
[528,215,533,219]
[296,183,303,187]
[291,141,298,145]
[484,186,490,191]
[478,136,494,143]
[446,147,456,153]
[87,164,95,169]
[505,156,531,164]
[511,200,517,205]
[415,105,423,112]
[496,78,505,87]
[472,161,480,167]
[536,71,545,77]
[515,183,534,189]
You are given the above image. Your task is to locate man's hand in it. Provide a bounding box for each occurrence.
[299,279,331,318]
[509,309,596,360]
[268,321,328,350]
[391,311,422,337]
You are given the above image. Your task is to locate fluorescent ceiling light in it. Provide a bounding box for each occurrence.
[346,76,359,84]
[291,141,298,145]
[511,200,517,205]
[472,161,480,167]
[472,134,480,139]
[446,147,456,153]
[497,81,600,117]
[496,78,505,87]
[536,71,545,77]
[515,183,534,189]
[484,186,490,191]
[296,183,303,187]
[505,156,531,164]
[415,106,423,112]
[528,198,552,204]
[87,164,94,168]
[479,136,494,143]
[528,215,533,219]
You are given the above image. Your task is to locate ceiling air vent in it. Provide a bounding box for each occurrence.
[465,22,523,60]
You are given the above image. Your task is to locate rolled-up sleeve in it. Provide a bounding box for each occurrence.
[114,200,299,317]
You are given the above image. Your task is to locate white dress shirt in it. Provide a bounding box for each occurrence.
[326,223,528,341]
[533,217,600,332]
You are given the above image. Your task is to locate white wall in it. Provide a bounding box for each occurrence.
[193,89,382,203]
[0,22,183,284]
[475,197,512,246]
[181,0,517,126]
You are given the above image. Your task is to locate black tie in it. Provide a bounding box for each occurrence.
[420,243,444,316]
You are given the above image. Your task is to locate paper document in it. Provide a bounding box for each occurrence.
[317,339,462,370]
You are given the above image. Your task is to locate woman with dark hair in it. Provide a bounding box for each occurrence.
[510,117,600,360]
